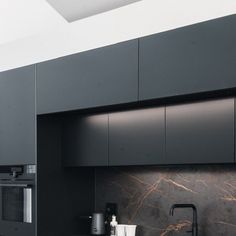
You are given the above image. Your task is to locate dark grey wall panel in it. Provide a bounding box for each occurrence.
[109,107,165,166]
[139,15,236,100]
[37,40,138,114]
[0,66,36,165]
[62,114,108,166]
[0,221,35,236]
[37,116,94,236]
[165,98,234,164]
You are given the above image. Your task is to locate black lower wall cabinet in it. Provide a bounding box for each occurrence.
[108,107,165,166]
[62,97,235,167]
[62,114,109,167]
[165,98,235,164]
[0,13,236,236]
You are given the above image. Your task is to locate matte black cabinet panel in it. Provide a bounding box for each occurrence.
[62,114,108,166]
[38,117,95,235]
[109,107,165,166]
[37,40,138,114]
[165,98,234,164]
[0,221,35,236]
[139,15,236,100]
[0,66,36,165]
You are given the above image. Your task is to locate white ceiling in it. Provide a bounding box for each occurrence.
[0,0,66,45]
[0,0,141,45]
[0,0,236,72]
[46,0,141,22]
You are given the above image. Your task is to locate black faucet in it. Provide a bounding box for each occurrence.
[169,204,198,236]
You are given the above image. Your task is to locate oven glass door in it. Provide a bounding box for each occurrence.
[0,182,32,224]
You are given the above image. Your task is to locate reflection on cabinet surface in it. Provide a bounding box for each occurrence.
[109,107,165,166]
[165,98,235,164]
[62,114,109,166]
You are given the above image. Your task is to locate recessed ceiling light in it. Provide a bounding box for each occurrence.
[46,0,141,22]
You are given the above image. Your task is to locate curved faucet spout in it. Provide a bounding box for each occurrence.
[169,204,198,236]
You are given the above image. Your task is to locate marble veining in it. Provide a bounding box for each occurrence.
[95,165,236,236]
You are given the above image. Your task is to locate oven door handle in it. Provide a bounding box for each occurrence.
[0,183,30,187]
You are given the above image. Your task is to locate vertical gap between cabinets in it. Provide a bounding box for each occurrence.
[35,64,37,164]
[137,39,140,101]
[234,98,235,163]
[108,114,110,166]
[94,168,97,211]
[164,106,167,162]
[34,64,38,236]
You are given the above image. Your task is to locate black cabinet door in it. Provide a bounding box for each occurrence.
[139,15,236,101]
[109,107,165,166]
[37,40,138,114]
[165,98,234,164]
[62,114,108,166]
[0,66,36,165]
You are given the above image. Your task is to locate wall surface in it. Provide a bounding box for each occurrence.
[95,166,236,236]
[0,0,236,71]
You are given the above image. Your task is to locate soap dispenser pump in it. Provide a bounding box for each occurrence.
[110,215,118,236]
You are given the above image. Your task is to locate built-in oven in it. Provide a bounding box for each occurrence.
[0,166,36,236]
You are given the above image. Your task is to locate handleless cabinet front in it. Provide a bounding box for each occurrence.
[109,107,165,166]
[0,66,36,165]
[165,98,234,164]
[37,40,138,114]
[139,15,236,101]
[62,114,108,166]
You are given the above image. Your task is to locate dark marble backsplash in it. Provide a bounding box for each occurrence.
[95,165,236,236]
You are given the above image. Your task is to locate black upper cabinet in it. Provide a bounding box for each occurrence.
[37,40,139,114]
[0,66,36,165]
[62,114,108,166]
[109,107,165,166]
[165,98,235,164]
[139,15,236,101]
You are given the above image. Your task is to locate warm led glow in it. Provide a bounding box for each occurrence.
[85,114,108,127]
[109,107,164,126]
